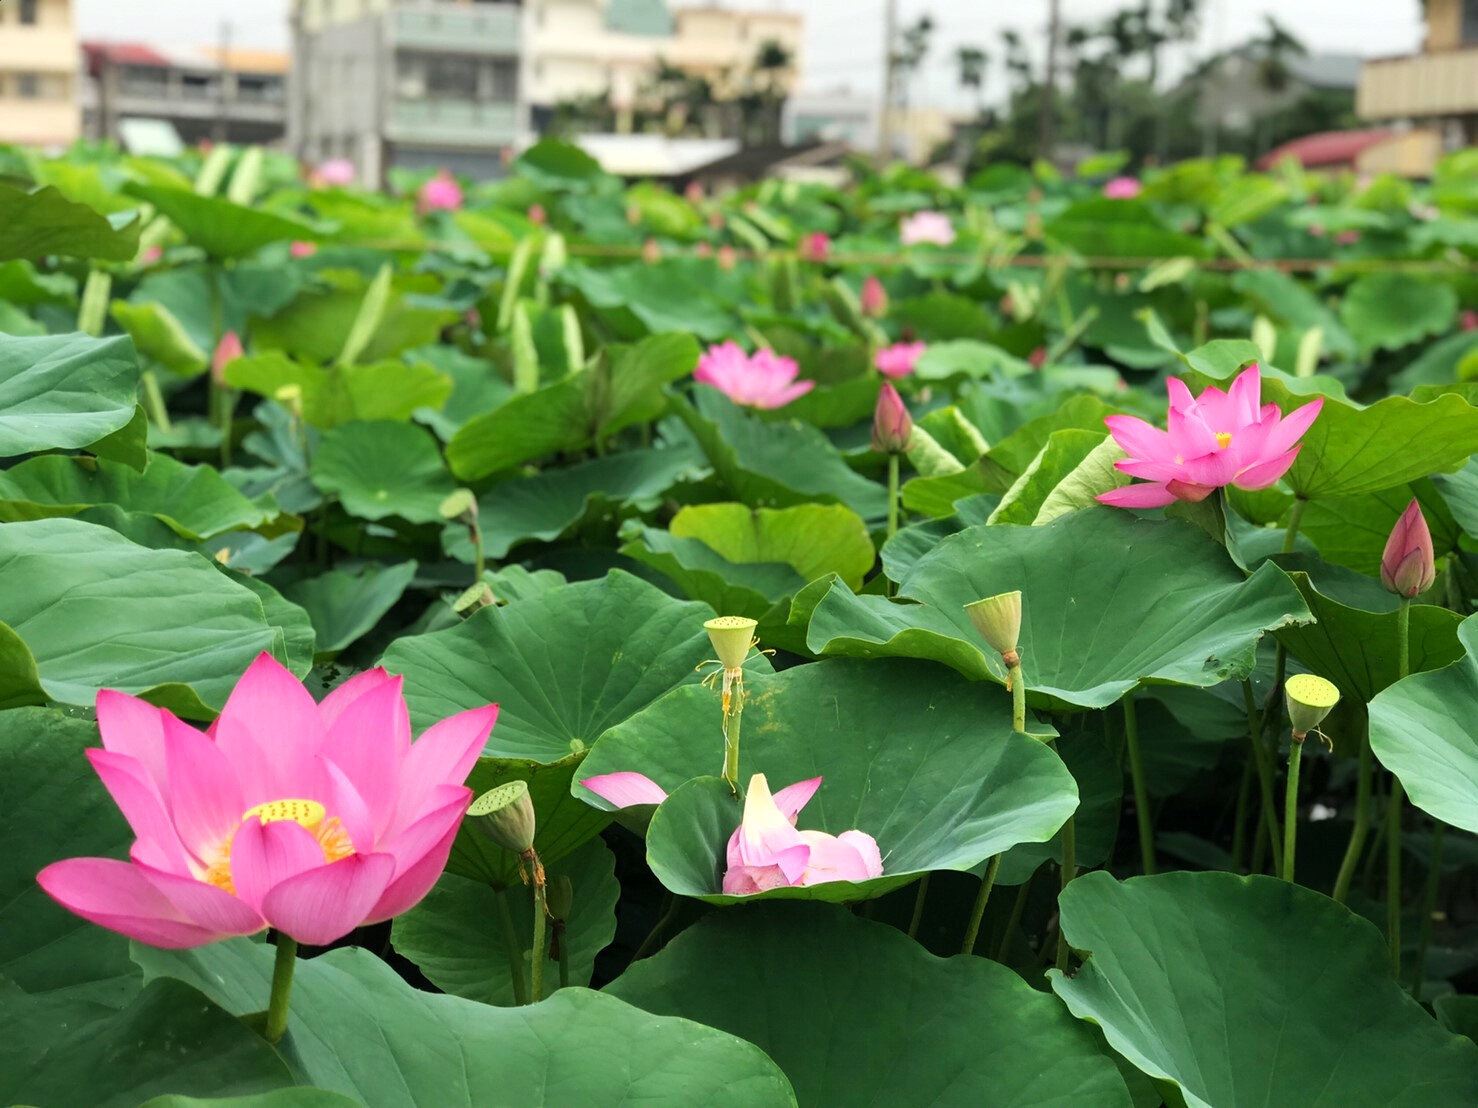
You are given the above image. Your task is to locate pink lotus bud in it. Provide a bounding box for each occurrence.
[212,331,243,385]
[289,240,316,259]
[1380,499,1435,599]
[312,158,356,187]
[800,232,831,263]
[641,237,662,265]
[1335,230,1361,246]
[1028,347,1047,369]
[140,245,163,266]
[1103,176,1141,200]
[1463,310,1478,332]
[871,381,912,454]
[717,244,737,271]
[528,203,547,226]
[685,180,705,204]
[696,241,714,259]
[1308,224,1327,238]
[417,170,463,213]
[860,275,888,318]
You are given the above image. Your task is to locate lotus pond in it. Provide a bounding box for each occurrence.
[4,140,1478,1106]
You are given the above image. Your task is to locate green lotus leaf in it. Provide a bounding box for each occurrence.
[310,421,455,524]
[0,184,140,262]
[282,561,417,658]
[0,332,141,457]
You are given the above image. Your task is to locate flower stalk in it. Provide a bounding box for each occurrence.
[1281,673,1339,883]
[960,855,1001,955]
[531,880,548,1003]
[495,888,529,1006]
[1123,694,1156,876]
[1388,597,1412,977]
[1241,679,1283,877]
[264,935,298,1044]
[704,617,758,793]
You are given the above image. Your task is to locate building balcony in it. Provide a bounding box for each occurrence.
[1357,47,1478,120]
[387,97,518,147]
[389,3,520,55]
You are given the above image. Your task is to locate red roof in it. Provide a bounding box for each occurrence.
[1256,129,1394,171]
[82,42,172,76]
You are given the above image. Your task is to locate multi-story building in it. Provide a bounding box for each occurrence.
[81,44,288,148]
[289,0,525,183]
[0,0,81,148]
[1358,0,1478,156]
[526,0,803,132]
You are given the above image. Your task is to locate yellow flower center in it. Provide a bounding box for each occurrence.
[202,798,355,895]
[1215,431,1233,449]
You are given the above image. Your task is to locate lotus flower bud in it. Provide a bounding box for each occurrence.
[439,488,477,521]
[871,382,912,454]
[546,874,574,920]
[860,275,888,318]
[704,615,757,672]
[453,582,495,615]
[212,331,243,386]
[528,203,547,226]
[1380,500,1435,599]
[964,590,1022,667]
[1285,673,1340,740]
[642,237,661,265]
[717,244,737,270]
[800,231,831,263]
[469,780,536,855]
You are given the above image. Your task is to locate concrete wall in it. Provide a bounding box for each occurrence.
[0,0,80,147]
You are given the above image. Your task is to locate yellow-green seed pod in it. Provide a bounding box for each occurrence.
[439,488,477,521]
[1285,673,1340,738]
[963,591,1022,663]
[704,615,757,671]
[468,780,535,854]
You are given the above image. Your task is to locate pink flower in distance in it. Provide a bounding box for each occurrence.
[140,244,163,266]
[717,244,737,270]
[312,159,355,187]
[528,203,547,226]
[1381,499,1436,599]
[694,341,814,409]
[900,210,956,247]
[875,341,925,380]
[800,231,832,263]
[1028,346,1048,369]
[212,331,244,386]
[1335,229,1362,246]
[1462,310,1478,332]
[723,773,882,895]
[37,655,498,948]
[418,170,463,213]
[1097,365,1323,509]
[860,275,888,318]
[289,240,317,259]
[1103,176,1142,199]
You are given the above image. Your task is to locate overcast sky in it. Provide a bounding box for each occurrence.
[75,0,1425,110]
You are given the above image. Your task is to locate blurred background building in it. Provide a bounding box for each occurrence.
[1358,0,1478,151]
[0,0,81,148]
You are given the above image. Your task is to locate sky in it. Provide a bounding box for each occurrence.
[75,0,1425,111]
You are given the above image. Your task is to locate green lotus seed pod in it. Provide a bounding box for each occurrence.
[963,591,1023,664]
[1285,673,1340,739]
[704,615,758,671]
[468,780,535,854]
[546,875,574,920]
[439,488,477,520]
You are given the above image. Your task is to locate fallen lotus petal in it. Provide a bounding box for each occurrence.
[722,773,881,895]
[38,654,497,948]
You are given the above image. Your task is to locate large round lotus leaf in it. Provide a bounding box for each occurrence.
[0,331,141,460]
[1369,614,1478,833]
[608,902,1132,1106]
[135,940,796,1107]
[581,658,1079,904]
[392,837,619,1005]
[805,509,1310,709]
[381,570,723,884]
[1051,871,1478,1108]
[667,502,875,590]
[309,421,456,524]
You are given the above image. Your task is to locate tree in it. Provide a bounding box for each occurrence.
[955,46,990,114]
[1252,16,1308,95]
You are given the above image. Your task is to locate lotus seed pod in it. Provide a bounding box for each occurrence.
[964,591,1023,665]
[1285,673,1340,739]
[453,582,495,615]
[439,488,477,521]
[468,779,535,854]
[705,615,757,671]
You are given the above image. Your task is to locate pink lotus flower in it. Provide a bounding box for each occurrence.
[1463,310,1478,332]
[900,210,955,247]
[1335,230,1362,246]
[641,237,662,265]
[140,244,163,266]
[528,203,547,226]
[1097,365,1323,509]
[1308,223,1327,238]
[694,341,814,409]
[418,170,463,213]
[800,231,831,263]
[723,774,882,894]
[1381,499,1435,599]
[289,241,317,259]
[37,655,497,948]
[717,244,737,270]
[875,341,925,380]
[1029,346,1047,369]
[860,275,888,318]
[696,241,714,259]
[872,381,912,453]
[311,159,356,187]
[1103,176,1142,200]
[212,331,244,386]
[685,180,706,204]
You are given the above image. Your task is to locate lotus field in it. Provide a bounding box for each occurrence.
[7,138,1478,1106]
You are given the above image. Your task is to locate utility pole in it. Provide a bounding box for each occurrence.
[214,19,232,144]
[1036,0,1060,163]
[877,0,898,162]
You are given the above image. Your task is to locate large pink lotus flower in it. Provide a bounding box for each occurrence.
[1381,499,1435,598]
[694,341,815,409]
[418,170,463,213]
[37,655,497,949]
[1103,176,1142,199]
[875,341,925,379]
[900,210,955,246]
[1097,365,1323,509]
[724,773,882,894]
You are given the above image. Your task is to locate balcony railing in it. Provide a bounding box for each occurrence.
[1358,48,1478,119]
[388,97,519,146]
[391,3,520,54]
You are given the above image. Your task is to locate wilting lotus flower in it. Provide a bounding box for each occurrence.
[312,158,355,187]
[37,655,497,948]
[695,341,814,409]
[1103,176,1142,199]
[871,381,913,453]
[724,774,882,894]
[860,275,888,318]
[900,210,956,246]
[800,231,831,263]
[875,341,925,379]
[289,240,317,259]
[1380,499,1435,599]
[1097,365,1323,508]
[212,331,244,386]
[418,170,463,213]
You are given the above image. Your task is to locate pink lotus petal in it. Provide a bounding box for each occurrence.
[213,653,325,803]
[1165,376,1196,413]
[161,715,245,863]
[1262,397,1324,456]
[137,862,265,936]
[317,667,399,730]
[87,749,194,875]
[773,777,823,821]
[722,853,810,895]
[260,852,396,946]
[319,675,409,838]
[730,774,807,873]
[1231,447,1300,489]
[228,817,326,914]
[837,829,885,878]
[1103,415,1170,459]
[38,858,235,949]
[900,211,955,246]
[1097,482,1179,508]
[581,771,669,808]
[319,758,376,853]
[1226,366,1262,427]
[96,689,171,797]
[875,342,926,380]
[364,790,469,922]
[390,704,498,836]
[798,829,883,884]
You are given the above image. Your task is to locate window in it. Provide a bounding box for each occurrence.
[1464,0,1478,46]
[19,0,38,25]
[489,59,516,101]
[16,72,40,98]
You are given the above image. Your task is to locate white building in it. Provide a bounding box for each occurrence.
[0,0,81,149]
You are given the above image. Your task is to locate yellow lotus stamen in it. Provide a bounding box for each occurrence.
[1215,431,1233,449]
[203,799,355,895]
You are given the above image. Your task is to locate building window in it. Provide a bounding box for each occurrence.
[398,52,479,100]
[19,0,38,25]
[16,72,40,98]
[490,59,516,101]
[1464,0,1478,46]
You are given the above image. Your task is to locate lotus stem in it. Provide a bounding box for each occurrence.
[1230,756,1254,872]
[495,888,529,1005]
[1122,694,1156,876]
[630,891,680,964]
[995,873,1033,962]
[886,452,900,542]
[1008,661,1026,734]
[1281,497,1307,554]
[139,370,172,432]
[555,920,571,990]
[960,855,1001,955]
[721,672,745,794]
[1241,680,1283,876]
[1389,598,1411,978]
[1331,725,1373,904]
[1282,733,1305,882]
[1412,823,1444,1001]
[531,875,548,1003]
[906,873,931,941]
[264,935,298,1044]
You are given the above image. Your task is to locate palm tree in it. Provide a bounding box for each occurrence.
[1252,16,1308,95]
[955,46,989,114]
